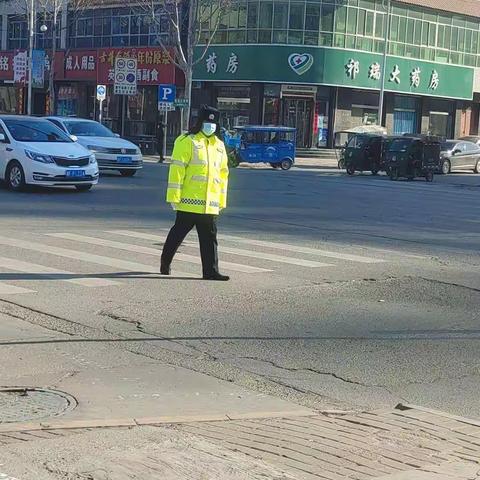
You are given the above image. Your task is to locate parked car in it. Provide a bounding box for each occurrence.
[459,135,480,147]
[439,140,480,174]
[46,117,143,177]
[0,115,98,192]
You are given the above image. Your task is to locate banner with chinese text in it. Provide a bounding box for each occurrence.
[193,46,474,101]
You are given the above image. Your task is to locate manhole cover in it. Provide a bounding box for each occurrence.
[0,387,77,423]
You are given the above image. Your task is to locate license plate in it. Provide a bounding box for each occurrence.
[66,170,85,177]
[117,156,133,164]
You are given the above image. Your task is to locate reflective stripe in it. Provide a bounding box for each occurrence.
[190,158,208,166]
[191,175,208,182]
[181,198,206,206]
[209,201,220,208]
[168,183,182,189]
[213,178,222,185]
[170,159,185,167]
[221,189,227,194]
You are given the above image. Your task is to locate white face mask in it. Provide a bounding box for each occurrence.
[202,122,217,137]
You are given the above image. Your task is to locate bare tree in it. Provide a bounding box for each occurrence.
[137,0,230,130]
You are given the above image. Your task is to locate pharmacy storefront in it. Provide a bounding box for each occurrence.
[193,46,475,147]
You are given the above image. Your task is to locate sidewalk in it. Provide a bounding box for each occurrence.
[143,155,339,169]
[2,315,480,479]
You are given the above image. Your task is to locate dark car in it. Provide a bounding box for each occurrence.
[459,136,480,147]
[439,140,480,174]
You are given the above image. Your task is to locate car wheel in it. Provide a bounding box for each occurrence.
[346,164,355,175]
[371,169,379,176]
[280,159,293,171]
[75,184,93,192]
[441,159,451,175]
[120,169,137,177]
[6,161,26,191]
[474,159,480,174]
[425,171,434,182]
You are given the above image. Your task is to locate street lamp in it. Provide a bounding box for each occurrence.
[378,0,391,127]
[27,0,35,115]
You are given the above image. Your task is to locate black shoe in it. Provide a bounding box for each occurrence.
[160,263,171,275]
[203,273,230,281]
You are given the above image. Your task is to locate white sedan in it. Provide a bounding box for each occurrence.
[0,115,98,192]
[46,117,143,177]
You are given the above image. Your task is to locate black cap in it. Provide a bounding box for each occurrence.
[198,105,220,124]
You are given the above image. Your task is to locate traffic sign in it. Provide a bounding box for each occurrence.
[114,58,137,96]
[158,102,175,112]
[158,84,176,103]
[96,84,106,101]
[174,98,189,108]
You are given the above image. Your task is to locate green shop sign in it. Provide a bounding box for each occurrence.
[193,45,474,100]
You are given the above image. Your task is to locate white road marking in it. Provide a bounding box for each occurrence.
[0,256,119,287]
[0,282,35,295]
[48,233,270,274]
[109,229,376,265]
[0,235,193,277]
[218,235,388,264]
[107,230,332,268]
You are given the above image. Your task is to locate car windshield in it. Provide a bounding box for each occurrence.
[64,121,115,138]
[389,138,413,152]
[4,119,72,143]
[347,135,369,149]
[441,141,457,151]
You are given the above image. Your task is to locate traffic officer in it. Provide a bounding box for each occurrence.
[160,105,230,281]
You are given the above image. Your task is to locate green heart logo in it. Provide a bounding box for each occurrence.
[288,53,314,75]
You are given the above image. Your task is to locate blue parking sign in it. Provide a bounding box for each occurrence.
[158,84,176,103]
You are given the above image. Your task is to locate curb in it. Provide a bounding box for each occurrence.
[396,402,480,427]
[0,409,317,434]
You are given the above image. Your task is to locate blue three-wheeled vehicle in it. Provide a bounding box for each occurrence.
[223,125,296,170]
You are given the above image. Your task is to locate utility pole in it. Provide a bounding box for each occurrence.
[378,0,391,127]
[27,0,35,115]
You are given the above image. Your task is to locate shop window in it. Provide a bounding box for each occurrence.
[247,29,258,43]
[321,4,335,32]
[259,2,273,29]
[305,3,320,31]
[406,18,414,43]
[429,112,451,138]
[289,3,305,30]
[258,29,272,43]
[335,6,347,33]
[374,13,384,38]
[352,105,379,125]
[304,31,319,45]
[228,30,246,43]
[389,15,398,41]
[272,30,288,43]
[428,23,436,46]
[346,8,357,35]
[345,35,355,49]
[288,30,303,44]
[365,11,374,36]
[238,4,247,28]
[319,33,333,47]
[247,1,258,29]
[273,2,288,29]
[334,34,345,48]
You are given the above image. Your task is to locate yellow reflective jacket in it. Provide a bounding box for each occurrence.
[166,132,229,215]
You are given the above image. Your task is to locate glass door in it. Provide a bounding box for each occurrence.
[282,98,314,148]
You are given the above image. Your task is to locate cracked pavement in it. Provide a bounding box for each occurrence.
[0,163,479,421]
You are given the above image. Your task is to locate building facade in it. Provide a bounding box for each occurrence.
[193,0,480,147]
[0,2,183,144]
[0,0,478,148]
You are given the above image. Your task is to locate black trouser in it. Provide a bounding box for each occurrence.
[161,211,219,276]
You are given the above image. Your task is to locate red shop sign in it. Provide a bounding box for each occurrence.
[97,47,175,85]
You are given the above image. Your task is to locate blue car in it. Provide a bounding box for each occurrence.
[225,126,296,170]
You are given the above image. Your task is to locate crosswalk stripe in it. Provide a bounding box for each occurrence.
[0,282,35,295]
[108,230,341,267]
[48,233,271,274]
[0,256,119,287]
[216,234,385,264]
[0,235,192,277]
